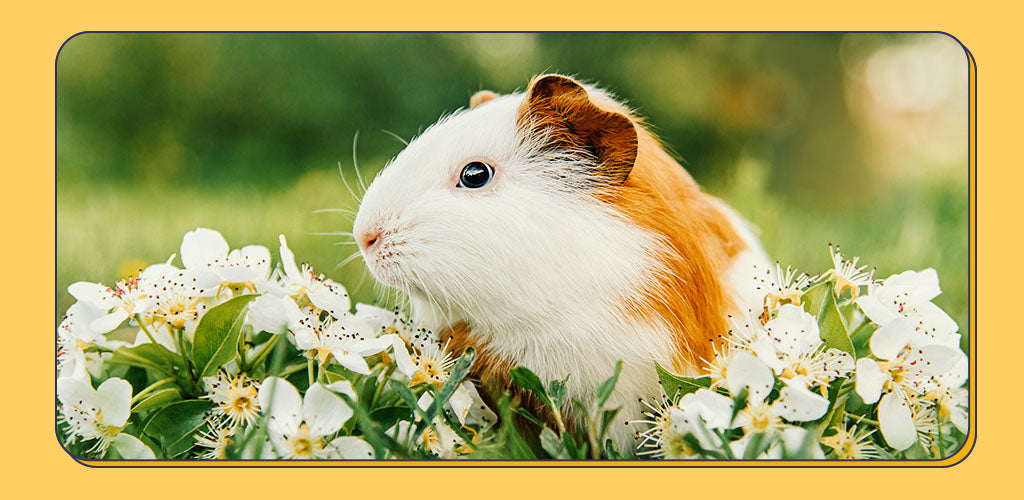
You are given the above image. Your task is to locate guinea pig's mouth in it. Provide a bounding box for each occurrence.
[358,234,412,290]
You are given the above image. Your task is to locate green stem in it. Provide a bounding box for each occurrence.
[130,377,177,404]
[586,410,601,459]
[307,355,316,387]
[317,360,328,384]
[247,335,281,370]
[845,412,879,427]
[372,363,396,406]
[136,316,177,367]
[274,362,308,379]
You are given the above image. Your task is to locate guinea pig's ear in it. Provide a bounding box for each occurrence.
[470,90,499,109]
[520,74,638,185]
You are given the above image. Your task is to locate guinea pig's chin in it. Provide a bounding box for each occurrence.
[359,251,410,290]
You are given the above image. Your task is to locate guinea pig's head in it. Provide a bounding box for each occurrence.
[353,74,660,328]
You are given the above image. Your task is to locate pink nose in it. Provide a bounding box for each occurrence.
[357,227,381,251]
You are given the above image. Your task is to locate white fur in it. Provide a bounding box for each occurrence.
[354,91,768,449]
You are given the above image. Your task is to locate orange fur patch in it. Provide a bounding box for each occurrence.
[602,124,746,374]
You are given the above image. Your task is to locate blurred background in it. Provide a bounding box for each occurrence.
[56,33,970,350]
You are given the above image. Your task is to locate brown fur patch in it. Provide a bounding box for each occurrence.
[518,75,638,186]
[603,124,747,374]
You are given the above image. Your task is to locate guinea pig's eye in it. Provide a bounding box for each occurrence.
[457,161,494,189]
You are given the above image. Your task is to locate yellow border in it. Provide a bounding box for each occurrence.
[62,33,977,469]
[8,2,1010,496]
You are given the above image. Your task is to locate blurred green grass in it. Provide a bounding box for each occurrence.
[57,160,969,353]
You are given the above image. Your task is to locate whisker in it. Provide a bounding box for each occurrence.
[307,231,355,237]
[312,208,357,216]
[381,129,409,146]
[337,160,363,205]
[333,240,359,246]
[352,131,367,193]
[333,250,364,271]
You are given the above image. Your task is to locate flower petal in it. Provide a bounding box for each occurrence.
[870,316,914,360]
[878,392,917,450]
[855,295,899,326]
[278,234,302,283]
[307,281,351,319]
[855,358,887,404]
[726,351,774,405]
[679,388,734,429]
[181,228,229,270]
[390,335,416,377]
[303,383,353,438]
[333,351,371,375]
[329,436,375,459]
[68,282,115,309]
[95,378,133,428]
[111,433,156,459]
[775,382,829,422]
[247,295,289,335]
[90,309,130,334]
[258,377,303,437]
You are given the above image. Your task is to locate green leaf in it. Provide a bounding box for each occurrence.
[548,377,568,408]
[370,406,411,433]
[604,438,624,459]
[509,366,554,410]
[514,408,544,427]
[595,360,622,408]
[598,407,621,441]
[142,399,212,457]
[429,347,476,420]
[495,392,540,459]
[539,427,563,459]
[108,343,181,373]
[131,388,182,414]
[742,432,769,459]
[191,294,257,378]
[817,292,856,356]
[655,362,711,400]
[801,281,830,317]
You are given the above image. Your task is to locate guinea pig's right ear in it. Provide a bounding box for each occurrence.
[519,74,638,186]
[470,90,499,109]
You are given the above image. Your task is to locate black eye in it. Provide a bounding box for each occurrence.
[458,161,494,189]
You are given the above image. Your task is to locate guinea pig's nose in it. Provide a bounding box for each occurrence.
[357,227,381,251]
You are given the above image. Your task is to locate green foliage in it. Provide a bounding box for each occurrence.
[142,400,213,458]
[192,294,257,378]
[655,362,712,400]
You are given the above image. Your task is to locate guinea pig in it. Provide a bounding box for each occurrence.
[352,74,770,450]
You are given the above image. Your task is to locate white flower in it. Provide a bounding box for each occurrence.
[923,353,969,433]
[194,420,235,459]
[753,263,815,310]
[634,389,734,459]
[276,234,351,316]
[448,381,497,428]
[57,302,121,379]
[57,377,155,459]
[257,377,373,460]
[180,228,272,296]
[730,426,825,459]
[749,304,854,390]
[391,328,457,388]
[393,393,470,458]
[138,263,217,337]
[282,297,392,374]
[822,244,873,298]
[68,277,156,333]
[202,372,261,429]
[820,420,879,459]
[855,343,961,450]
[856,268,960,350]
